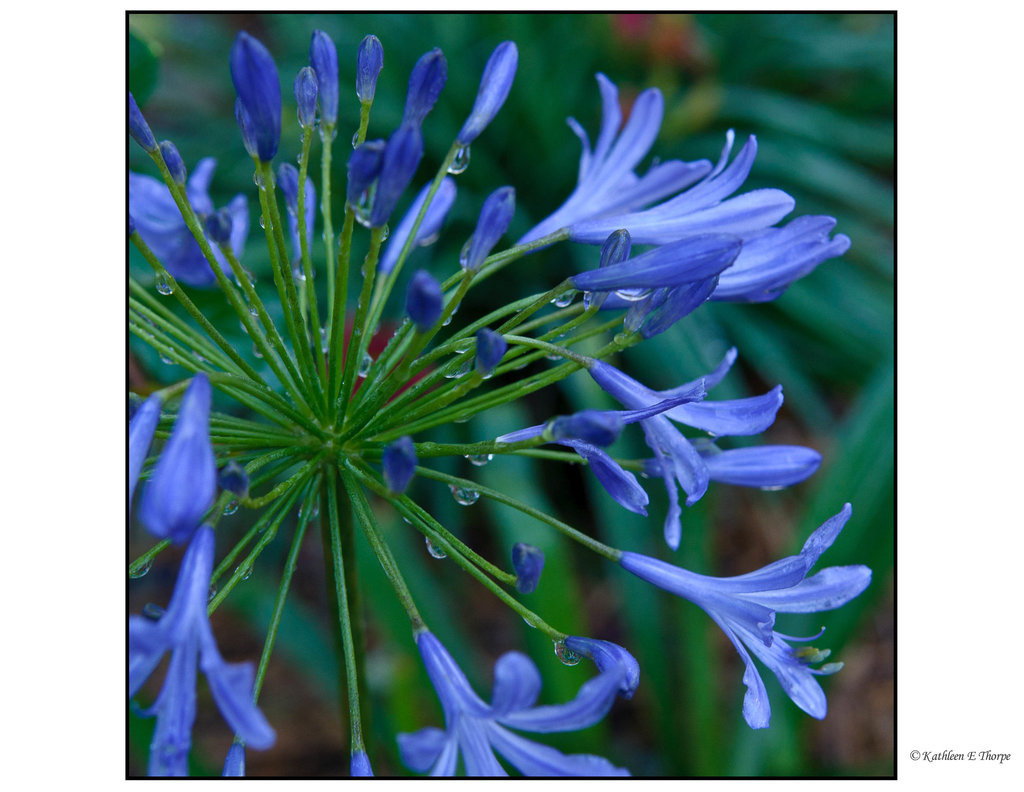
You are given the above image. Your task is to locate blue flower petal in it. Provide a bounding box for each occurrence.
[458,721,507,776]
[489,725,630,776]
[490,652,542,717]
[664,386,784,436]
[753,565,872,613]
[397,727,449,773]
[701,445,821,487]
[560,439,648,516]
[499,665,621,734]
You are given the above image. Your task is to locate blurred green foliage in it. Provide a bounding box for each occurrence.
[129,12,893,777]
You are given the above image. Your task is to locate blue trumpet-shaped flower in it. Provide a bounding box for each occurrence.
[138,373,216,545]
[397,631,632,776]
[379,177,457,276]
[129,393,162,508]
[310,30,339,125]
[130,526,276,775]
[518,74,711,245]
[587,350,818,549]
[230,32,281,162]
[129,157,249,287]
[457,41,518,145]
[403,48,447,127]
[620,504,871,728]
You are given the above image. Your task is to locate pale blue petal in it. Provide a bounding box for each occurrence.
[665,386,784,436]
[799,504,853,570]
[752,565,872,613]
[350,750,374,776]
[490,652,542,716]
[560,439,648,516]
[416,631,491,718]
[146,634,199,776]
[378,177,457,275]
[458,720,507,776]
[398,727,449,773]
[702,445,821,487]
[499,665,621,733]
[199,642,276,750]
[564,637,640,699]
[488,725,630,776]
[707,613,772,729]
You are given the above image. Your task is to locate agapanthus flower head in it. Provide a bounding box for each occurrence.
[129,393,162,508]
[405,269,443,332]
[293,66,319,129]
[379,177,457,276]
[351,750,374,776]
[397,630,631,776]
[402,48,447,127]
[620,504,871,728]
[370,122,424,227]
[383,435,417,493]
[309,30,339,125]
[511,543,545,594]
[129,157,249,287]
[230,32,281,162]
[130,526,275,775]
[159,140,187,185]
[138,373,216,545]
[457,40,518,145]
[474,328,507,377]
[129,91,158,152]
[462,186,515,271]
[276,162,316,263]
[356,34,384,103]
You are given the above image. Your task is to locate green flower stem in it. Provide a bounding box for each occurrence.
[347,461,565,640]
[336,226,385,417]
[513,301,586,337]
[438,228,571,292]
[217,244,317,415]
[503,334,593,367]
[128,251,256,382]
[348,459,516,588]
[243,454,325,509]
[208,413,305,445]
[325,467,368,760]
[128,293,235,378]
[494,278,575,336]
[256,160,325,413]
[326,209,356,421]
[415,466,623,563]
[340,464,424,631]
[364,142,461,342]
[319,123,338,330]
[296,126,327,385]
[251,474,320,701]
[208,465,315,614]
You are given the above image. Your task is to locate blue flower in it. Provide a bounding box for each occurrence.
[310,30,339,125]
[462,186,515,271]
[129,157,249,287]
[383,435,417,493]
[138,373,216,545]
[159,140,187,185]
[356,34,384,104]
[129,91,158,152]
[230,32,281,162]
[222,743,245,777]
[403,48,447,127]
[511,543,545,594]
[457,41,518,146]
[379,177,457,276]
[397,631,631,776]
[293,66,318,129]
[370,123,424,228]
[350,750,374,777]
[518,74,711,245]
[584,229,632,310]
[474,328,507,377]
[276,163,316,265]
[347,140,386,207]
[563,637,640,699]
[129,393,162,508]
[405,270,443,332]
[586,350,818,549]
[620,504,871,728]
[130,526,276,775]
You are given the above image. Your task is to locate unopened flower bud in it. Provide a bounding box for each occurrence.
[549,410,624,447]
[294,66,318,129]
[309,30,339,126]
[128,92,157,152]
[405,269,443,332]
[204,208,234,246]
[159,140,187,185]
[512,542,544,594]
[402,48,447,126]
[383,436,417,493]
[370,123,423,228]
[462,186,514,271]
[218,460,250,498]
[356,35,384,103]
[475,328,507,377]
[458,41,518,145]
[230,32,281,162]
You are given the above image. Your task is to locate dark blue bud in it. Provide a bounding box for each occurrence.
[204,208,234,246]
[234,99,259,159]
[158,140,187,185]
[405,269,443,332]
[309,30,339,126]
[370,123,423,227]
[462,186,515,271]
[230,32,281,162]
[586,229,632,310]
[294,66,319,129]
[129,393,162,508]
[475,328,507,377]
[277,162,300,207]
[402,48,447,126]
[218,460,250,498]
[383,435,417,493]
[128,92,157,152]
[458,41,518,145]
[636,278,720,339]
[347,139,386,206]
[563,636,640,699]
[512,542,545,594]
[356,34,384,103]
[549,410,624,447]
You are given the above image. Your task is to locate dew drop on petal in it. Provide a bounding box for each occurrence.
[448,485,479,506]
[553,640,582,666]
[351,131,360,149]
[613,287,652,302]
[424,536,448,559]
